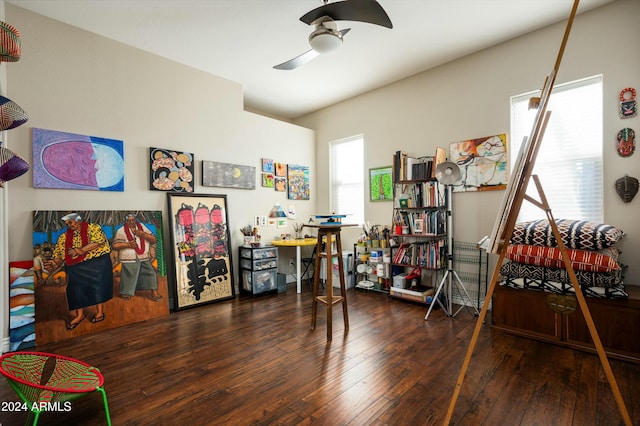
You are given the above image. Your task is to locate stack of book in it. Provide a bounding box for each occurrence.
[389,285,435,304]
[391,241,444,268]
[393,147,447,182]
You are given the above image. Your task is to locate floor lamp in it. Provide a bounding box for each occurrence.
[425,162,480,320]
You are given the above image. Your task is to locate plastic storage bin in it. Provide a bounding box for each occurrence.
[392,273,408,289]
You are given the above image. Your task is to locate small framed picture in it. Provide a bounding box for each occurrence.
[275,163,287,177]
[370,166,393,201]
[274,177,287,192]
[262,173,274,188]
[262,158,275,173]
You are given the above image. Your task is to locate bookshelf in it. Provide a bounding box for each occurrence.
[389,151,447,304]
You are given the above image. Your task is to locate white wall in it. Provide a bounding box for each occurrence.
[296,0,640,285]
[1,2,316,342]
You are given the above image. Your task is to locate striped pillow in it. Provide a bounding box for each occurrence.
[506,244,620,272]
[510,219,624,250]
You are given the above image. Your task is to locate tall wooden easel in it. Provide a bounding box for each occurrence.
[444,1,632,424]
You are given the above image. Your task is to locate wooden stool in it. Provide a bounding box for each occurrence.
[309,225,349,341]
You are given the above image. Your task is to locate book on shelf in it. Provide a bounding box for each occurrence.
[394,181,442,209]
[391,241,444,268]
[392,242,410,264]
[393,151,435,181]
[395,210,445,237]
[411,157,433,181]
[405,157,417,181]
[393,151,407,182]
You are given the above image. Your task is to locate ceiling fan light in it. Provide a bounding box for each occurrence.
[309,28,342,53]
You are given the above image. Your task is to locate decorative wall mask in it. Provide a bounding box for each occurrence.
[616,128,635,157]
[0,21,21,62]
[619,87,637,119]
[615,175,639,203]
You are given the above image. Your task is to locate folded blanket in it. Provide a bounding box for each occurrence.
[499,261,627,298]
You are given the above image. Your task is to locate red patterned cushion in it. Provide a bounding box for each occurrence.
[506,244,620,272]
[510,219,624,250]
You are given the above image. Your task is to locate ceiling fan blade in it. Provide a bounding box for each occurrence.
[273,49,320,70]
[274,29,350,70]
[300,0,392,29]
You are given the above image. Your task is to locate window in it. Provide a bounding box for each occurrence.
[510,75,603,223]
[330,136,364,225]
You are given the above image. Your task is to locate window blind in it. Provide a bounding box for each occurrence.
[510,75,603,223]
[330,137,364,225]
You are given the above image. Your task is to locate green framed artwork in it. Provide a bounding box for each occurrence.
[370,166,393,201]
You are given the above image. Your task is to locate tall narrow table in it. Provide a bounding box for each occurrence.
[306,223,357,341]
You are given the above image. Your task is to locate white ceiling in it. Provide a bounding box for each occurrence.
[6,0,614,119]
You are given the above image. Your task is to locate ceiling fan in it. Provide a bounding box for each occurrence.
[273,0,393,70]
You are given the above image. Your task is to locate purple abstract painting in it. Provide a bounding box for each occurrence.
[32,128,124,191]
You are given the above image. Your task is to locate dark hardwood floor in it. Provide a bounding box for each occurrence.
[0,283,638,425]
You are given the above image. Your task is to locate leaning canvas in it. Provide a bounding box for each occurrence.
[9,261,35,351]
[32,210,169,345]
[167,193,235,310]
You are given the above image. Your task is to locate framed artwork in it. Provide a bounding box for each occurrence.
[32,210,169,345]
[32,128,124,191]
[149,147,194,192]
[262,173,274,188]
[369,166,393,201]
[202,160,256,190]
[167,193,234,310]
[449,134,508,192]
[275,162,286,177]
[262,158,275,173]
[287,164,310,200]
[274,177,287,192]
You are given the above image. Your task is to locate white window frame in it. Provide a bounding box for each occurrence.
[510,75,603,223]
[330,136,364,225]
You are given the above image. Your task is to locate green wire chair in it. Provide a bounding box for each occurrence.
[0,351,111,425]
